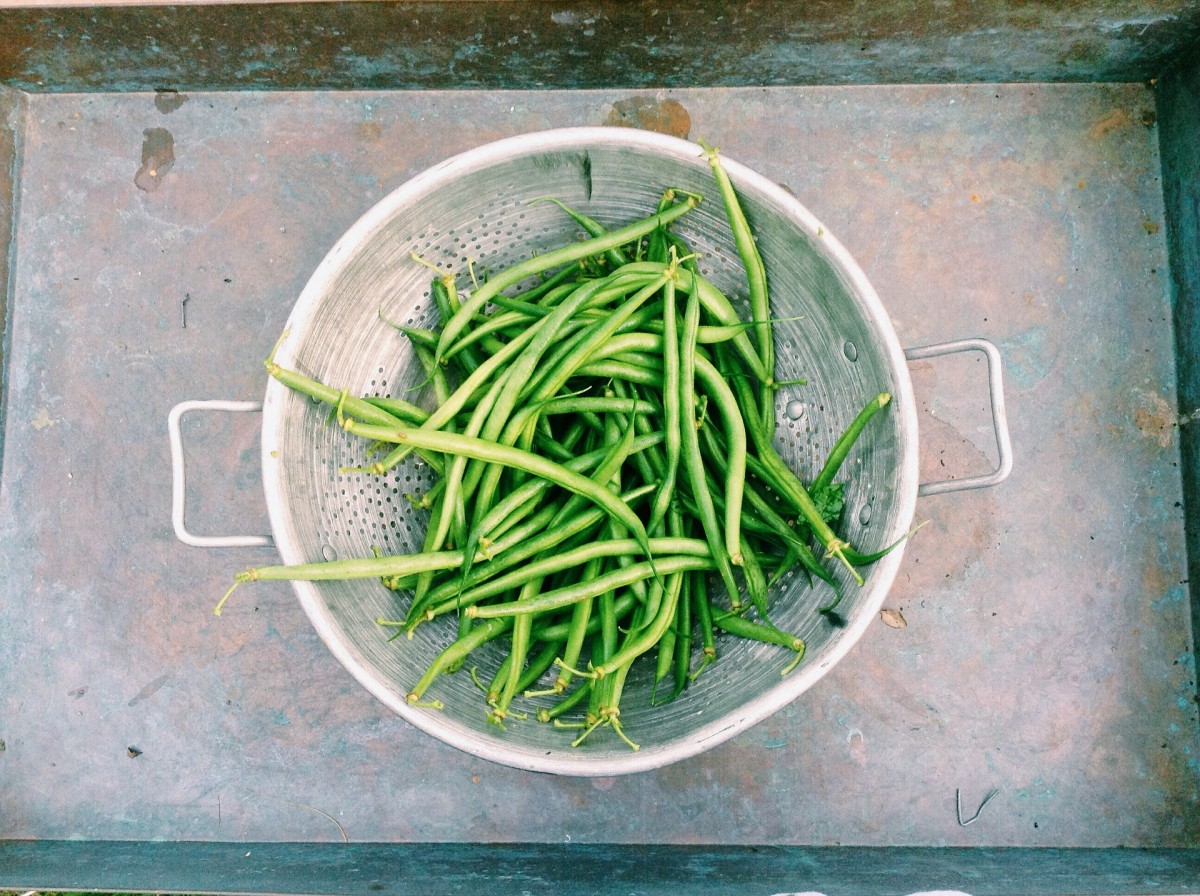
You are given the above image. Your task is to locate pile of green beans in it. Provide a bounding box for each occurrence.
[221,145,894,750]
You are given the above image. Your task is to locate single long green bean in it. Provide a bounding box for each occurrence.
[531,196,631,269]
[467,555,714,620]
[425,537,709,620]
[812,392,891,495]
[650,276,680,536]
[703,143,774,432]
[678,286,743,609]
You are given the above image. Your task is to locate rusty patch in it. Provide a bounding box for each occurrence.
[1088,107,1133,139]
[154,88,187,114]
[135,127,174,192]
[604,96,691,140]
[359,120,383,141]
[1133,390,1177,448]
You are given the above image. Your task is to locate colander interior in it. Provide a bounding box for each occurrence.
[261,128,919,775]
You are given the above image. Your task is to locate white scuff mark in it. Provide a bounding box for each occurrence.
[1097,13,1177,35]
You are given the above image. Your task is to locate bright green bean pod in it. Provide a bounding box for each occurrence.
[591,569,685,678]
[436,197,698,362]
[425,537,708,621]
[702,144,774,429]
[339,419,656,574]
[531,196,631,269]
[711,611,805,675]
[466,556,714,620]
[812,392,892,495]
[406,615,511,706]
[489,580,539,727]
[678,286,743,608]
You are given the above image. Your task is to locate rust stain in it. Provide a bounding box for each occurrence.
[358,120,383,141]
[1088,107,1133,139]
[604,96,691,140]
[135,127,174,192]
[1133,389,1176,448]
[153,88,187,114]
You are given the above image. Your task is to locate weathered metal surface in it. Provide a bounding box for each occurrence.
[1158,39,1200,708]
[0,87,21,460]
[4,840,1200,896]
[0,83,1194,854]
[0,2,1199,92]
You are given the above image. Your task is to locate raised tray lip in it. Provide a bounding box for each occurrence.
[260,125,921,776]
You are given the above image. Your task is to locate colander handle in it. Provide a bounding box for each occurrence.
[168,399,273,548]
[903,337,1014,497]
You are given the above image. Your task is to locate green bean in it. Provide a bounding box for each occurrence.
[724,348,862,584]
[363,395,431,425]
[703,143,774,432]
[537,678,594,724]
[543,569,598,695]
[373,320,546,472]
[424,537,708,621]
[467,555,714,620]
[651,279,681,541]
[532,591,639,643]
[338,419,656,571]
[710,610,805,676]
[812,392,891,495]
[644,189,678,266]
[406,616,511,707]
[671,571,694,700]
[590,569,685,678]
[516,637,566,695]
[436,197,698,362]
[738,532,770,621]
[678,285,742,609]
[690,569,717,680]
[489,580,539,727]
[651,621,679,705]
[531,196,632,269]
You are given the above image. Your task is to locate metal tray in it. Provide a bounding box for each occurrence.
[1,5,1199,893]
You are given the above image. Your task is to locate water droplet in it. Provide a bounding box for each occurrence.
[784,400,806,420]
[858,503,872,526]
[843,340,858,362]
[321,544,338,561]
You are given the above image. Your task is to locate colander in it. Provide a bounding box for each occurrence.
[170,127,1012,776]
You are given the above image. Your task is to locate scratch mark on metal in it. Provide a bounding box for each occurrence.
[247,789,349,842]
[956,787,1000,826]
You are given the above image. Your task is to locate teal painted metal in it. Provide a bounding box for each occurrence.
[3,841,1200,895]
[0,2,1198,93]
[1157,39,1200,707]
